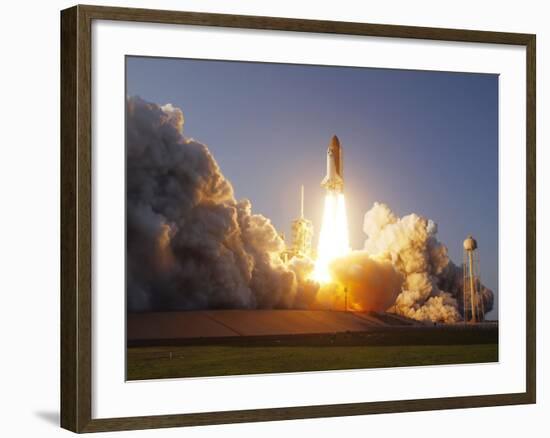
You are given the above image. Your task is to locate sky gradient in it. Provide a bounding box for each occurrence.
[126,56,499,318]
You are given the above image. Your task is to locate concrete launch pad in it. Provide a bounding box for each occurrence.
[127,309,424,343]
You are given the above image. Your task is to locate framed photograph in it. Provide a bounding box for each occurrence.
[60,4,536,433]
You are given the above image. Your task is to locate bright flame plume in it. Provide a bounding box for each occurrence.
[312,193,350,282]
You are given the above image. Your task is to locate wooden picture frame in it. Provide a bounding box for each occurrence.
[61,4,536,433]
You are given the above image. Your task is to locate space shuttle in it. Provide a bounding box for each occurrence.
[321,135,344,193]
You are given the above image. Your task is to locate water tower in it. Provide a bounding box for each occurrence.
[463,235,485,323]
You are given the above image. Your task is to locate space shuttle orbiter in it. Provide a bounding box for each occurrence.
[321,135,344,193]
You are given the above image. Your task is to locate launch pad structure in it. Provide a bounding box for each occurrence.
[290,185,314,259]
[280,184,314,263]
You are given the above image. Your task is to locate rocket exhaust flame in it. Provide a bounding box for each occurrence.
[312,192,350,282]
[313,136,350,282]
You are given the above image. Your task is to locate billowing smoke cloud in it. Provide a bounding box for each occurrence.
[356,203,494,323]
[288,256,320,309]
[306,251,402,312]
[127,97,493,323]
[127,96,303,311]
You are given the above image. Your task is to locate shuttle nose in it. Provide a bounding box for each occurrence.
[330,135,340,148]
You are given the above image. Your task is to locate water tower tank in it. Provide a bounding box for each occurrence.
[463,235,478,251]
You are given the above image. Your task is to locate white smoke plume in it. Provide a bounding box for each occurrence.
[359,203,494,323]
[127,96,305,311]
[127,97,493,323]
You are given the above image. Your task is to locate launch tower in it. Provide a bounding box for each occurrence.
[290,185,314,258]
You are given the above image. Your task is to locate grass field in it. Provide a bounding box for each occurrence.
[127,342,498,380]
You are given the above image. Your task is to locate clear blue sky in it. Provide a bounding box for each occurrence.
[126,56,499,318]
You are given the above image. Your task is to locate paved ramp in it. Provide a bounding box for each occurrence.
[127,310,421,342]
[127,311,239,340]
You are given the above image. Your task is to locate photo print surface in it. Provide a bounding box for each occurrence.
[125,56,498,380]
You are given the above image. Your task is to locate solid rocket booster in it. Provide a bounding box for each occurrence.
[321,135,344,193]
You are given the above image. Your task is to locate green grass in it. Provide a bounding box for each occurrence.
[127,343,498,380]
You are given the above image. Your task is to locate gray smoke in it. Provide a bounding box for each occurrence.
[127,97,300,311]
[360,203,494,322]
